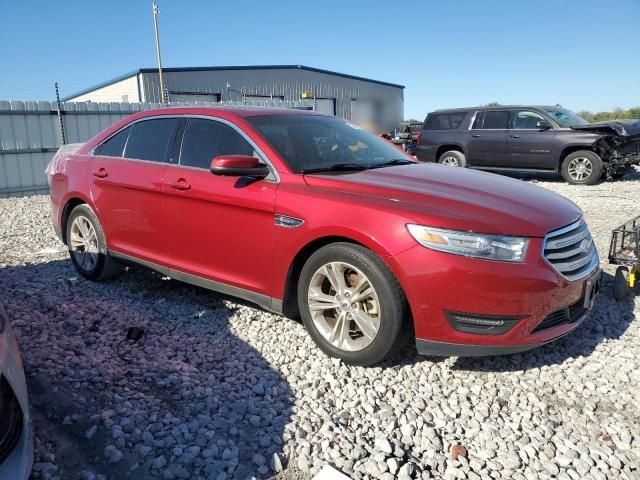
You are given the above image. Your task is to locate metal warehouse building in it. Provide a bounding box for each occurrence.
[63,65,404,131]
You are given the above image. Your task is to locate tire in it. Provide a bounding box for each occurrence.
[297,242,410,366]
[438,150,466,167]
[612,266,629,300]
[561,150,603,185]
[406,145,416,156]
[66,204,123,281]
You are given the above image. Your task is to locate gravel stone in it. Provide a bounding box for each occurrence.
[3,174,640,479]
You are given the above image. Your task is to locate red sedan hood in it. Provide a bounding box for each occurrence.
[303,164,582,237]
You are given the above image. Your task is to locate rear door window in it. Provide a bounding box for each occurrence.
[424,112,466,130]
[124,118,179,162]
[95,127,131,157]
[179,118,256,170]
[479,110,509,129]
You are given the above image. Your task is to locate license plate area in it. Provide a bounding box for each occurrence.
[583,268,602,309]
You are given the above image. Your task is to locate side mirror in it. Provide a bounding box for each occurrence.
[536,120,552,130]
[210,155,270,178]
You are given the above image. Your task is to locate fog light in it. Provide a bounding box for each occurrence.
[446,311,523,335]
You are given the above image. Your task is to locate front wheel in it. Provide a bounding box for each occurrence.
[297,243,410,366]
[561,150,603,185]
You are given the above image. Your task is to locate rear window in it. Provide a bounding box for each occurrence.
[95,127,131,157]
[478,110,510,129]
[124,118,178,162]
[424,112,466,130]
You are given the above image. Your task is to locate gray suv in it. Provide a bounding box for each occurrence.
[416,105,640,185]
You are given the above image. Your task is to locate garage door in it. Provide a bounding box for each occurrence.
[315,99,335,115]
[169,93,220,103]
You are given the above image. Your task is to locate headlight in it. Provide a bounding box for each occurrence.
[407,224,529,262]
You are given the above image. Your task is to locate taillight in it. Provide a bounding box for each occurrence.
[417,131,422,145]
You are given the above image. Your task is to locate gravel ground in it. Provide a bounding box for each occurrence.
[0,172,639,480]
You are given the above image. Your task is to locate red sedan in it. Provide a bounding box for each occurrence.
[47,107,601,365]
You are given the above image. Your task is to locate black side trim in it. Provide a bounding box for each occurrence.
[109,251,283,315]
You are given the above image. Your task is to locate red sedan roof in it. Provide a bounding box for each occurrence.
[137,106,325,118]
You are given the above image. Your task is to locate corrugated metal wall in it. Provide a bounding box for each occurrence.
[0,98,314,197]
[138,68,404,130]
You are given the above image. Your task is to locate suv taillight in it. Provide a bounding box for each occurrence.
[416,131,422,145]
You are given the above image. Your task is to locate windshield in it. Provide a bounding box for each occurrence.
[543,107,589,127]
[246,114,413,173]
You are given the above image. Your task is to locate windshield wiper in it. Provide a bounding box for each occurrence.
[369,159,415,169]
[301,163,368,174]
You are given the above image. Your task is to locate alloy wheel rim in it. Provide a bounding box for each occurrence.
[567,157,593,181]
[307,261,381,352]
[69,216,99,271]
[441,156,459,166]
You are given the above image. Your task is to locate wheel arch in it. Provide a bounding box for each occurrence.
[436,144,465,161]
[60,195,93,244]
[281,236,367,319]
[558,145,599,171]
[279,231,412,322]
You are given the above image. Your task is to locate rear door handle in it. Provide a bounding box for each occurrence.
[471,134,481,138]
[92,168,108,178]
[510,135,520,138]
[168,178,191,191]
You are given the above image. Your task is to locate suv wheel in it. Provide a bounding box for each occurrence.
[66,204,123,281]
[297,243,409,366]
[438,150,466,167]
[561,150,603,185]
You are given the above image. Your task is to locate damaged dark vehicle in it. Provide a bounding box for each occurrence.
[416,105,640,185]
[569,118,640,180]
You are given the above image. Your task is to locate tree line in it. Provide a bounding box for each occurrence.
[577,107,640,122]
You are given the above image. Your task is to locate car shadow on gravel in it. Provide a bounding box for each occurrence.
[451,271,637,372]
[1,259,294,479]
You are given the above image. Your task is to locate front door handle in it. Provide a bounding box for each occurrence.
[510,135,520,138]
[471,134,481,138]
[168,178,191,191]
[92,167,108,178]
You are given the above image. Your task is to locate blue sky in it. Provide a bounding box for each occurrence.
[1,0,638,120]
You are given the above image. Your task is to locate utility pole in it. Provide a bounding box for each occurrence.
[54,82,66,144]
[152,2,167,104]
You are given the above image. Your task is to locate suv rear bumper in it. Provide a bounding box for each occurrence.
[415,145,437,163]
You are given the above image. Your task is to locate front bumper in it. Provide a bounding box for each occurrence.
[388,239,601,356]
[415,308,589,356]
[0,322,33,480]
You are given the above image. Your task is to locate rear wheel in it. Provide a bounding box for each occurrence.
[612,266,629,300]
[297,243,410,366]
[438,150,466,167]
[66,204,123,281]
[561,150,603,185]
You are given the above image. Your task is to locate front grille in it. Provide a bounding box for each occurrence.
[543,219,598,281]
[532,298,587,333]
[0,375,24,465]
